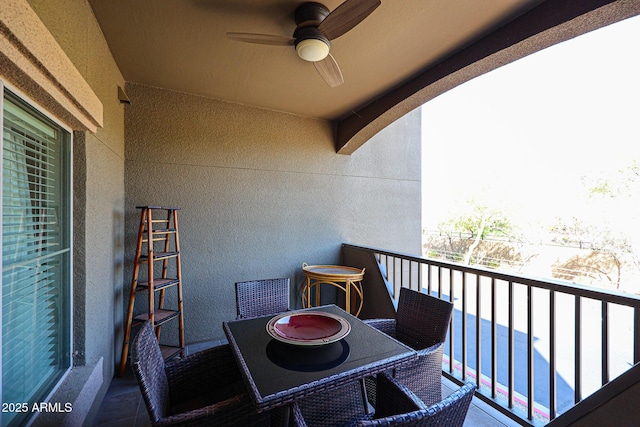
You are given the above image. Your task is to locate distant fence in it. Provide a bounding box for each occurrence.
[422,229,593,249]
[422,230,636,292]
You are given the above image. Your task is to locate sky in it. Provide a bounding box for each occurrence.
[421,15,640,231]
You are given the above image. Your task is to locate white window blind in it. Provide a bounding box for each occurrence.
[2,91,71,427]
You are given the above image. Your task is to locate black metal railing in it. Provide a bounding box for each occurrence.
[344,244,640,426]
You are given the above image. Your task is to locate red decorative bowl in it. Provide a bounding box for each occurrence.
[266,311,351,346]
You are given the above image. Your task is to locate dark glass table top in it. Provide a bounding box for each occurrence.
[223,305,417,412]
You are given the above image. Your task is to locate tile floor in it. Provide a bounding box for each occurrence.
[92,340,224,427]
[92,340,520,427]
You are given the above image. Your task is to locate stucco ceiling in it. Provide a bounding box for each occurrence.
[89,0,540,120]
[88,0,639,153]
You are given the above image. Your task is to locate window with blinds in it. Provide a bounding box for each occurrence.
[2,89,71,427]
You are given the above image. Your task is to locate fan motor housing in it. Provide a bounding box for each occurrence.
[293,3,332,62]
[294,26,330,46]
[295,2,330,26]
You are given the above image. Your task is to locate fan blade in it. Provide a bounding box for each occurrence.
[318,0,381,40]
[226,32,295,46]
[314,53,344,87]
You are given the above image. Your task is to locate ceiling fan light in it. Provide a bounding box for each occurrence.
[296,38,330,62]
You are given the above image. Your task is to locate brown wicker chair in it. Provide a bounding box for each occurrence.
[364,288,454,406]
[290,373,475,427]
[131,321,270,426]
[235,277,290,319]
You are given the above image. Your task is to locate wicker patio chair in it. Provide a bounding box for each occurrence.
[364,288,454,406]
[290,373,475,427]
[131,321,270,426]
[235,277,290,319]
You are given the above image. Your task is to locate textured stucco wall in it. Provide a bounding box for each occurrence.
[0,0,103,131]
[124,83,421,345]
[28,0,126,366]
[18,0,126,424]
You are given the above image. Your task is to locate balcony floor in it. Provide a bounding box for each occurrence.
[441,376,520,427]
[93,340,520,427]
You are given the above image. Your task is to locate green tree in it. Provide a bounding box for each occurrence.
[439,200,515,265]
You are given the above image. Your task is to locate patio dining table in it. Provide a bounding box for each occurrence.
[222,304,417,417]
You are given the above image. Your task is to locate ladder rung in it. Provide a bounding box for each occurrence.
[139,252,179,262]
[136,205,181,211]
[143,228,177,235]
[145,222,171,228]
[134,309,181,326]
[142,239,176,245]
[137,278,180,291]
[159,345,183,361]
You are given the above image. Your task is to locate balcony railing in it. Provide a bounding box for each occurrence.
[344,244,640,426]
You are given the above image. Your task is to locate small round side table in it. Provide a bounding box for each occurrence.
[301,263,365,317]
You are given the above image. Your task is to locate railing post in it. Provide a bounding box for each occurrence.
[549,290,557,420]
[527,285,534,422]
[602,302,609,385]
[476,274,482,391]
[635,307,640,364]
[462,273,467,381]
[491,278,497,399]
[575,296,582,404]
[508,281,514,409]
[450,268,455,374]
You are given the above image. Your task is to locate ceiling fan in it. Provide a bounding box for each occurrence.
[226,0,381,87]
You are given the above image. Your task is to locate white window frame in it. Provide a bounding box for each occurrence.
[0,79,73,427]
